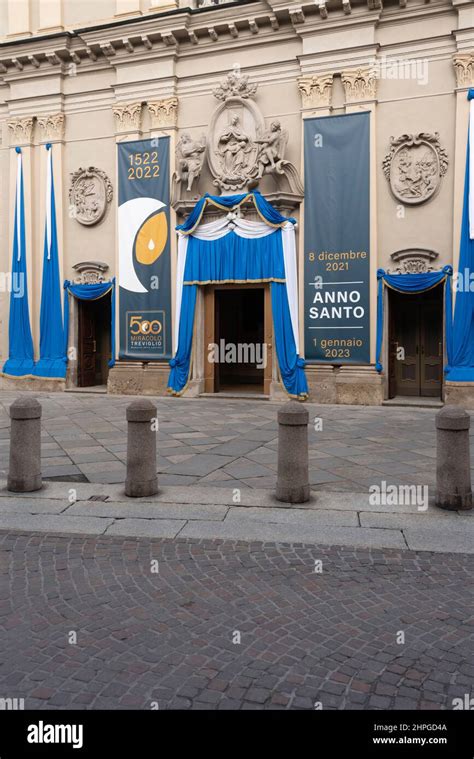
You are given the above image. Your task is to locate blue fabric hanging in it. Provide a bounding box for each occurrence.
[183,229,286,284]
[3,148,35,378]
[177,191,295,234]
[167,285,197,395]
[167,221,307,399]
[33,145,66,380]
[375,267,453,373]
[446,88,474,381]
[63,279,116,368]
[271,282,308,398]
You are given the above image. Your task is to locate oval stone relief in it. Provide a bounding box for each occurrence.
[382,133,448,206]
[69,167,113,226]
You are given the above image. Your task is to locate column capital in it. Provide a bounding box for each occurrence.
[147,97,178,130]
[112,101,143,136]
[7,116,35,147]
[37,113,65,143]
[341,66,377,104]
[453,52,474,89]
[297,74,333,110]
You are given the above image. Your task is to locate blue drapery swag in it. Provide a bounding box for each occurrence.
[3,148,35,378]
[375,266,453,373]
[168,193,307,399]
[447,87,474,381]
[33,145,66,380]
[63,280,116,368]
[176,191,296,235]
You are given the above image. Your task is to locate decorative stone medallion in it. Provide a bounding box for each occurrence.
[383,133,448,205]
[69,167,113,226]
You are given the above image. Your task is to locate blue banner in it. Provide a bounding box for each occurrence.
[304,113,370,364]
[118,137,172,360]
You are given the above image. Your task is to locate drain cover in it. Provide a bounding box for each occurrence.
[88,495,110,502]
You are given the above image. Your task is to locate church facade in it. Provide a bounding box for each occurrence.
[0,0,473,406]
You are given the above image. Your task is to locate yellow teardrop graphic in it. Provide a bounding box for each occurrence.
[135,212,168,265]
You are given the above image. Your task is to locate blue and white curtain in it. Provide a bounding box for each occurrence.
[33,144,66,379]
[2,148,35,378]
[168,192,307,399]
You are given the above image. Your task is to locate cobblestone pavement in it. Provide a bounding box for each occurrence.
[0,531,472,710]
[0,391,472,489]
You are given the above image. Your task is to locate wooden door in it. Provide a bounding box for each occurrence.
[420,298,442,397]
[263,285,272,395]
[78,301,97,387]
[392,297,420,397]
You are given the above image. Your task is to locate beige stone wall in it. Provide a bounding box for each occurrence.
[0,0,472,401]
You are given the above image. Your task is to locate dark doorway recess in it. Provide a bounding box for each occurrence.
[388,284,443,398]
[214,287,265,393]
[78,293,111,388]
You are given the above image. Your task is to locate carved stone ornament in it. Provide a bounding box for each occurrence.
[175,133,206,192]
[7,117,35,146]
[213,71,258,101]
[206,71,303,194]
[383,133,448,205]
[147,97,178,129]
[112,102,142,134]
[341,67,377,103]
[453,52,474,88]
[72,261,109,284]
[387,248,439,275]
[297,74,333,109]
[37,113,65,142]
[69,167,113,226]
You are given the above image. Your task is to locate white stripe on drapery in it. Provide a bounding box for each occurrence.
[191,216,275,241]
[174,233,189,351]
[16,151,22,262]
[46,147,52,259]
[281,221,300,354]
[470,98,474,239]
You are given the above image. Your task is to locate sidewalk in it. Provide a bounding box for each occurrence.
[0,480,472,554]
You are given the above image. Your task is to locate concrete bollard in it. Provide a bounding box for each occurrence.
[125,399,158,498]
[8,397,42,492]
[276,401,310,503]
[435,405,472,511]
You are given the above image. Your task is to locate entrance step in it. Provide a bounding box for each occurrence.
[65,386,108,394]
[199,392,270,401]
[383,396,443,409]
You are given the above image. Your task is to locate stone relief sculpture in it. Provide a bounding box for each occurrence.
[69,167,113,226]
[387,248,439,275]
[254,120,288,177]
[171,70,304,208]
[175,133,206,192]
[383,133,448,205]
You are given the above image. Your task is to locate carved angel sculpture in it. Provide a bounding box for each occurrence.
[176,133,206,192]
[254,120,288,178]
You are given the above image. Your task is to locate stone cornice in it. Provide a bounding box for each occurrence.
[0,0,457,78]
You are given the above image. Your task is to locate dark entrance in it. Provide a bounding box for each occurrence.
[78,293,111,388]
[214,287,264,393]
[388,284,443,398]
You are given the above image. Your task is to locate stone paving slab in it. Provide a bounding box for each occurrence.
[65,501,229,521]
[403,529,474,553]
[0,513,113,535]
[179,520,407,549]
[104,519,186,539]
